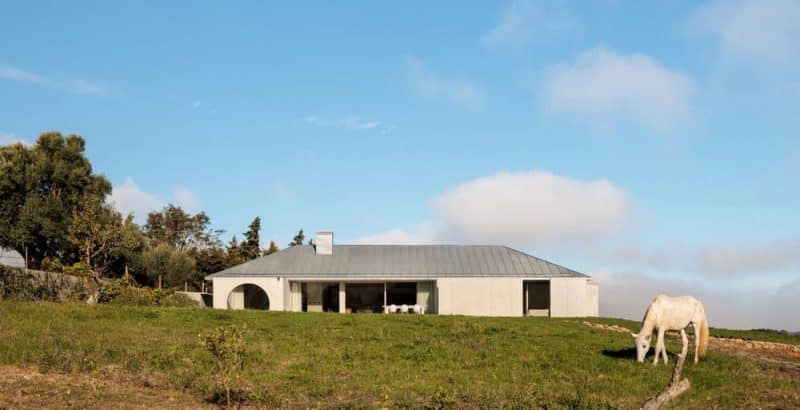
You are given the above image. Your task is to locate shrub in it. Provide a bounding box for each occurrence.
[96,276,198,307]
[0,266,71,302]
[200,324,248,407]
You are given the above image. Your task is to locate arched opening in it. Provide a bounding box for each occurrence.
[227,284,270,310]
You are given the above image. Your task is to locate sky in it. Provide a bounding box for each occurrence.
[1,0,799,330]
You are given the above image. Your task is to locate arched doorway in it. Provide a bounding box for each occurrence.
[227,284,270,310]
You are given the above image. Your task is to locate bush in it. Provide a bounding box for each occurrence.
[0,266,73,302]
[96,276,198,307]
[200,324,248,407]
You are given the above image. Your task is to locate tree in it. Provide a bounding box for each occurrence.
[263,240,279,256]
[66,195,144,277]
[289,228,305,247]
[136,242,197,288]
[144,204,222,251]
[225,236,245,267]
[0,133,112,267]
[240,217,261,260]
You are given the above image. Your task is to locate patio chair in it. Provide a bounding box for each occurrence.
[400,304,409,314]
[412,304,422,314]
[388,304,398,314]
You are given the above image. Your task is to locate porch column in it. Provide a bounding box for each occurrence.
[338,282,346,313]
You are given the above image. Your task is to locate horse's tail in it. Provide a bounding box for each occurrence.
[697,306,710,356]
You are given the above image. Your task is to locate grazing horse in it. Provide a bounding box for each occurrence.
[632,294,709,365]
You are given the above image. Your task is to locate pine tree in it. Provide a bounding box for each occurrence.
[289,229,305,247]
[241,217,261,260]
[225,235,245,267]
[263,240,279,255]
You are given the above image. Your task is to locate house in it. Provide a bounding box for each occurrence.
[205,232,599,317]
[0,248,25,269]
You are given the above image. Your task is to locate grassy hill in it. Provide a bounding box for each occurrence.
[1,302,798,409]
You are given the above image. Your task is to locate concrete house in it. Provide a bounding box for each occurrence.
[206,232,599,317]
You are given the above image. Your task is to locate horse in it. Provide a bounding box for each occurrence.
[632,294,709,365]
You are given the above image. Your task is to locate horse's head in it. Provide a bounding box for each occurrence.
[631,332,651,363]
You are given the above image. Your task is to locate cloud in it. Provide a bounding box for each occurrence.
[107,178,199,223]
[304,115,386,132]
[354,170,631,249]
[542,46,695,130]
[592,269,800,331]
[482,0,576,49]
[0,64,106,95]
[697,240,800,275]
[0,132,31,146]
[688,0,800,68]
[0,65,44,83]
[70,79,106,95]
[191,100,201,109]
[405,55,486,111]
[351,228,435,245]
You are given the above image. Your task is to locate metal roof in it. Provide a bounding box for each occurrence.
[206,245,587,279]
[0,248,25,269]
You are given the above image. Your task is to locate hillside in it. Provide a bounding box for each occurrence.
[1,302,798,409]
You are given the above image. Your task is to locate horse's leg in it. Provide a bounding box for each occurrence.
[680,328,688,358]
[653,329,665,365]
[693,322,700,364]
[661,329,669,364]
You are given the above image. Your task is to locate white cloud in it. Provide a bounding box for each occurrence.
[542,46,695,130]
[107,178,199,223]
[304,115,386,132]
[697,240,800,275]
[592,269,800,331]
[688,0,800,68]
[351,228,435,245]
[0,65,44,83]
[0,64,107,95]
[70,78,106,95]
[482,0,576,49]
[405,55,486,111]
[354,170,631,249]
[0,132,31,146]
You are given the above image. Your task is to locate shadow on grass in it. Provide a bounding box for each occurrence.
[602,347,637,360]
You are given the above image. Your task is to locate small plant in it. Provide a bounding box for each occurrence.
[200,324,248,407]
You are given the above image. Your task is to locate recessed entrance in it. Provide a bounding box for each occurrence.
[227,284,270,310]
[523,280,550,317]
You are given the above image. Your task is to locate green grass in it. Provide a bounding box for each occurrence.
[1,302,798,409]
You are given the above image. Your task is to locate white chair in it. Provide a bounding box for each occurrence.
[388,304,397,314]
[400,304,409,314]
[412,304,422,314]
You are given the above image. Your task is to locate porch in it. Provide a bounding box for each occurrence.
[289,280,436,314]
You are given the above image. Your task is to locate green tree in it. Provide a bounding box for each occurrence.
[66,195,144,277]
[289,228,305,247]
[263,240,279,256]
[225,236,245,267]
[0,133,112,267]
[143,204,222,251]
[136,242,197,288]
[240,217,261,260]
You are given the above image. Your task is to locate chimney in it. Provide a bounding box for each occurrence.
[315,231,333,255]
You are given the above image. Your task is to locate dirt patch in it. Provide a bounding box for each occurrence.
[582,321,800,364]
[0,366,214,410]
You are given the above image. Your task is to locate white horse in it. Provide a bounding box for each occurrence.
[632,294,709,365]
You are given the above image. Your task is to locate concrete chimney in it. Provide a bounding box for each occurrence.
[315,231,333,255]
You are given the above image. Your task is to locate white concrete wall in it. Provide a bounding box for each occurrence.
[212,276,285,311]
[550,277,599,317]
[436,277,523,316]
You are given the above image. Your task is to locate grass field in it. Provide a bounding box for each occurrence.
[1,302,798,409]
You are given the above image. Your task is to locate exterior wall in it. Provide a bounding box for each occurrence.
[212,276,285,311]
[436,277,523,317]
[550,277,598,317]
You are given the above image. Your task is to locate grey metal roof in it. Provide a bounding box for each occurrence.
[206,245,587,279]
[0,248,25,269]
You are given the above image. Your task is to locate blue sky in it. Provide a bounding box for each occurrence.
[2,1,799,329]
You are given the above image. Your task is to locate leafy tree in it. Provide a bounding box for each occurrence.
[66,195,144,277]
[263,240,279,256]
[136,242,196,288]
[0,133,112,267]
[225,236,245,267]
[289,228,305,247]
[240,217,261,260]
[188,246,228,276]
[144,204,222,251]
